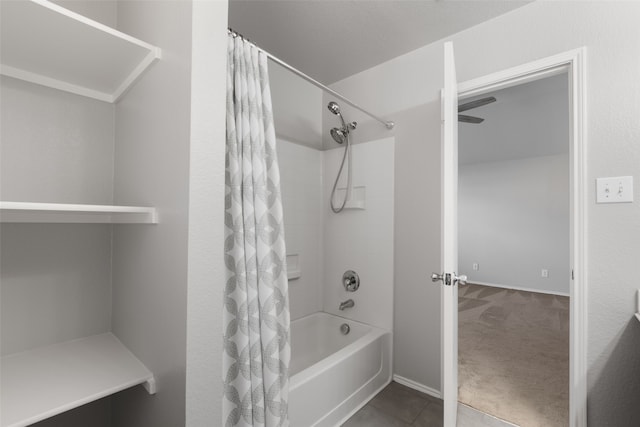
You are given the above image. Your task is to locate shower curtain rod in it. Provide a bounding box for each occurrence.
[228,28,395,130]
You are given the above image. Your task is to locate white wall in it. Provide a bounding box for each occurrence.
[0,224,113,355]
[322,137,395,331]
[277,138,324,320]
[0,76,115,358]
[185,1,228,425]
[50,0,117,27]
[330,2,640,423]
[459,154,570,295]
[0,77,115,205]
[270,61,323,149]
[111,1,193,426]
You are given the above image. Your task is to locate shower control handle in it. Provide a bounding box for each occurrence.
[343,270,360,292]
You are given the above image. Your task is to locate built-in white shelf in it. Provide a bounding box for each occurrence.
[1,333,156,427]
[0,0,161,103]
[0,201,158,223]
[333,186,366,210]
[287,254,301,281]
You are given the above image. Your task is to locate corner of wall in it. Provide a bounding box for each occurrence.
[185,1,229,426]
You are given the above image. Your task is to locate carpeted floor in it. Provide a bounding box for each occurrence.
[458,283,569,427]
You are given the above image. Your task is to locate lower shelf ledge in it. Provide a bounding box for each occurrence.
[0,201,158,224]
[1,333,155,427]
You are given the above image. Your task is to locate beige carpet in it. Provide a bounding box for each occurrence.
[458,283,569,427]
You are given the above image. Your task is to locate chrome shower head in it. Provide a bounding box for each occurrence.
[327,101,341,116]
[330,127,347,144]
[328,101,348,136]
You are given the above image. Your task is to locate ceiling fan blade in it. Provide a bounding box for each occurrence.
[458,114,484,124]
[458,96,497,113]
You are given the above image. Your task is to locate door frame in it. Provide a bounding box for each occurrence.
[454,48,587,427]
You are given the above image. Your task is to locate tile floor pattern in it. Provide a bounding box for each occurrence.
[458,404,519,427]
[342,381,443,427]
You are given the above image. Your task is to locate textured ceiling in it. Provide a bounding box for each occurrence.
[228,0,531,84]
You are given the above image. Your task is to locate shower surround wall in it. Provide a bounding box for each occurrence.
[323,137,395,331]
[276,138,324,320]
[270,59,395,330]
[275,136,395,331]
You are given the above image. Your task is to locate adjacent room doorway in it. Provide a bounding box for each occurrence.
[457,73,570,427]
[435,44,587,427]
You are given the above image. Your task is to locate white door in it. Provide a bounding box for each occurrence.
[432,41,464,427]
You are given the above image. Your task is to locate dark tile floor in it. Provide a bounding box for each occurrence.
[342,381,443,427]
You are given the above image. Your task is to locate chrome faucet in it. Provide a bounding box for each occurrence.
[339,299,355,310]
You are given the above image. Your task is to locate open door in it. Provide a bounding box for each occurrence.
[432,41,465,427]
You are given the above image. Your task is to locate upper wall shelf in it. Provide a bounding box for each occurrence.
[0,201,158,224]
[0,0,161,103]
[1,333,156,427]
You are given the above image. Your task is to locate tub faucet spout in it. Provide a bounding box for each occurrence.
[339,299,355,310]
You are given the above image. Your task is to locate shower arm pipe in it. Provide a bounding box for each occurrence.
[228,28,395,130]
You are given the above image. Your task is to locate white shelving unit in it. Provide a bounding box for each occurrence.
[0,201,158,224]
[1,334,156,427]
[0,0,161,103]
[1,1,161,425]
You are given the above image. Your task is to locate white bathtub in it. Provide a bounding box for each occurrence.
[289,312,392,427]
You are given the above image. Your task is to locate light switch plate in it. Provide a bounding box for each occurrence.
[596,176,634,203]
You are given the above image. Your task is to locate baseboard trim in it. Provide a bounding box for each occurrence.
[467,280,569,297]
[392,374,442,400]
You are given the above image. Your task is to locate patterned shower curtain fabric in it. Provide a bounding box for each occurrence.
[223,35,291,427]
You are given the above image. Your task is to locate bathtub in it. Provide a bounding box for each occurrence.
[289,312,392,426]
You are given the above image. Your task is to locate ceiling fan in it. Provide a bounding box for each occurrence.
[458,96,496,124]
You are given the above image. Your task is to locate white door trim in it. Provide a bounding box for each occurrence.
[456,48,587,427]
[441,41,460,426]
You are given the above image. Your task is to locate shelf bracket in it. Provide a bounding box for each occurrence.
[143,376,157,395]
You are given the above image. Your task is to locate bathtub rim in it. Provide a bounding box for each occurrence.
[311,333,392,427]
[289,311,390,391]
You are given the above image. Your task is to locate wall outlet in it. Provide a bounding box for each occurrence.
[472,263,479,271]
[541,269,549,278]
[596,176,634,203]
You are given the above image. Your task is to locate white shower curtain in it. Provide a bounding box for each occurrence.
[223,35,290,427]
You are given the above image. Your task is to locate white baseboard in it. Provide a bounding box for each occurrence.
[467,280,569,297]
[392,374,442,400]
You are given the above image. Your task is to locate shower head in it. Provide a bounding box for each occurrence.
[328,101,350,142]
[330,127,347,144]
[330,121,357,144]
[327,101,341,116]
[328,101,357,144]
